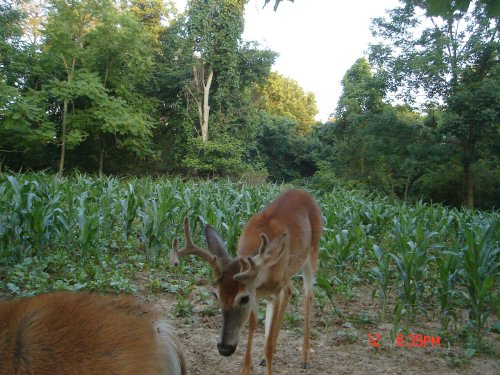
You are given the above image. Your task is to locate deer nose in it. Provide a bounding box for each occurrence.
[217,343,236,356]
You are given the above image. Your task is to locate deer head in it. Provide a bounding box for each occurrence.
[171,217,286,356]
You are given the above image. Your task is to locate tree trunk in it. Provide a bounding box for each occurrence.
[192,63,213,143]
[58,98,69,177]
[463,161,474,208]
[404,175,411,200]
[59,54,76,177]
[98,135,104,177]
[201,69,213,143]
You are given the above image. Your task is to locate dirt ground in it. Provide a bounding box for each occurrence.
[138,279,499,375]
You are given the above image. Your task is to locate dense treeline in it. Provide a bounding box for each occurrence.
[1,0,499,208]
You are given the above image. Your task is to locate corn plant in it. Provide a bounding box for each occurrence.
[434,250,459,332]
[25,193,57,256]
[76,193,100,264]
[1,171,499,351]
[389,303,405,351]
[138,188,177,265]
[459,222,499,349]
[371,244,392,321]
[1,176,30,261]
[389,240,429,322]
[120,183,141,239]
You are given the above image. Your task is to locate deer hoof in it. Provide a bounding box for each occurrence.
[259,359,266,366]
[301,362,311,369]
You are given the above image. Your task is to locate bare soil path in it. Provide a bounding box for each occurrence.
[137,279,499,375]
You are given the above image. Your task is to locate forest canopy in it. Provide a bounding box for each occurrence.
[0,0,498,209]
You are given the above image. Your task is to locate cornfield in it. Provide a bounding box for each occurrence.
[0,172,498,350]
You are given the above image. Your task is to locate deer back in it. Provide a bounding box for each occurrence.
[0,292,185,375]
[237,189,322,291]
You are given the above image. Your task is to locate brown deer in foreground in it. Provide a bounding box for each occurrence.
[0,292,186,375]
[171,189,322,375]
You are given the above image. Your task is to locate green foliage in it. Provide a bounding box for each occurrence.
[0,0,158,175]
[128,0,171,45]
[459,222,499,348]
[435,250,460,331]
[317,49,498,207]
[256,114,317,182]
[187,0,245,104]
[0,0,498,211]
[237,42,277,88]
[0,0,29,87]
[0,88,56,154]
[183,134,247,177]
[335,57,385,120]
[369,0,499,207]
[371,245,392,321]
[316,105,428,199]
[255,72,318,135]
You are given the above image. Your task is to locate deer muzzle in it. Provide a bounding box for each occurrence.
[217,342,236,356]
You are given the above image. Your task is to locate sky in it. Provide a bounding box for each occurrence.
[175,0,400,122]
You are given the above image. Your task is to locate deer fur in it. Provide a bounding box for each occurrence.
[0,292,186,375]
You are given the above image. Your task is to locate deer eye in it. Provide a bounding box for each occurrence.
[239,295,250,305]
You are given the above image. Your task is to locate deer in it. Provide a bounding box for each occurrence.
[0,291,186,375]
[171,189,322,375]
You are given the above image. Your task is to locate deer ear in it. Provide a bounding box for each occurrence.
[205,225,230,260]
[263,232,287,267]
[258,233,269,256]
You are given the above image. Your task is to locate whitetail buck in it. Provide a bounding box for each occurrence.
[0,292,186,375]
[171,189,322,375]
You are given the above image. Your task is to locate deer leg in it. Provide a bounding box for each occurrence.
[301,260,314,369]
[260,288,291,367]
[271,281,293,349]
[242,310,257,375]
[263,295,281,375]
[259,297,275,366]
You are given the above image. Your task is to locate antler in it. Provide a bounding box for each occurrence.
[171,217,221,276]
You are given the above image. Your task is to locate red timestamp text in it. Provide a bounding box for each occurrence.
[368,333,441,348]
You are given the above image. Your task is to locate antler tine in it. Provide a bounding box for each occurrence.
[182,217,195,247]
[234,233,286,284]
[170,237,181,267]
[237,236,266,276]
[171,217,221,275]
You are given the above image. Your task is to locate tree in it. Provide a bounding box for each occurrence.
[150,5,276,176]
[128,0,170,45]
[185,0,245,143]
[38,0,157,175]
[84,8,157,175]
[442,64,500,206]
[331,58,386,178]
[15,0,48,46]
[256,113,316,181]
[369,0,499,207]
[0,0,54,170]
[43,0,107,175]
[255,72,318,135]
[0,0,28,86]
[335,58,385,122]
